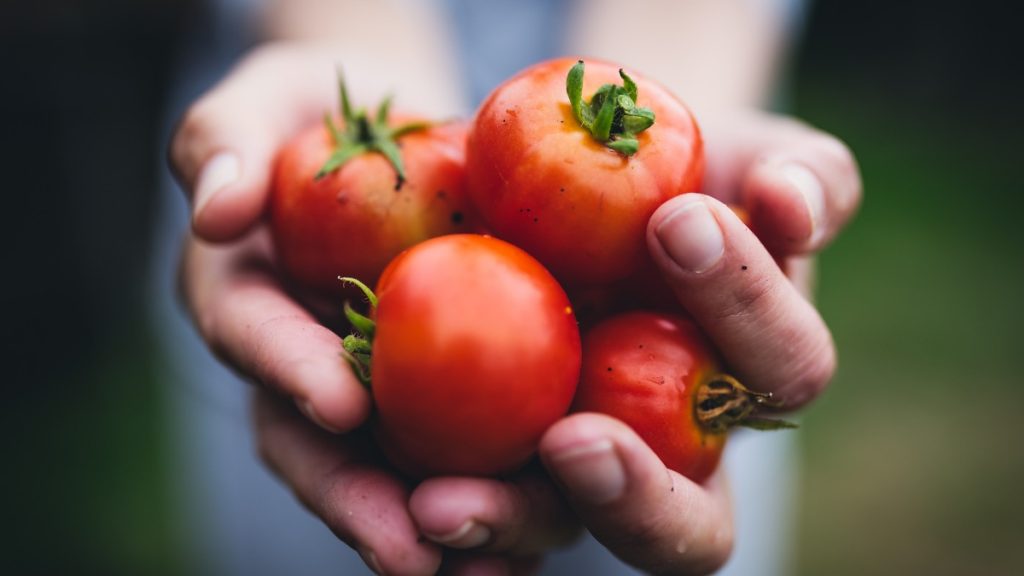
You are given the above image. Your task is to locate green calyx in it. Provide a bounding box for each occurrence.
[317,73,431,189]
[338,276,378,389]
[566,60,656,156]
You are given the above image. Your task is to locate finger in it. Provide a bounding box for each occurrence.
[439,552,543,576]
[648,194,835,408]
[740,133,861,254]
[253,390,442,576]
[702,111,862,255]
[539,414,734,576]
[181,231,371,432]
[169,44,335,241]
[409,472,580,554]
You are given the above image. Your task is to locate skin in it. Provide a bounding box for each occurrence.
[170,1,863,573]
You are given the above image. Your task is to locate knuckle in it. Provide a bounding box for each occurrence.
[605,511,674,555]
[715,272,779,323]
[694,529,735,576]
[779,331,837,406]
[247,41,301,68]
[315,468,377,540]
[810,134,863,212]
[247,313,309,387]
[253,418,280,469]
[195,282,232,362]
[251,403,289,478]
[811,133,856,170]
[180,101,219,148]
[170,101,219,182]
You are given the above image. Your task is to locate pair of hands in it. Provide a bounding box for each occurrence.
[171,46,860,575]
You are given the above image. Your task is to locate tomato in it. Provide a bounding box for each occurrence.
[358,234,581,477]
[271,79,474,296]
[573,312,789,484]
[466,58,703,288]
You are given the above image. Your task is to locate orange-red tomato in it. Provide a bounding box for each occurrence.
[371,234,581,477]
[271,117,473,295]
[573,312,728,484]
[466,57,703,289]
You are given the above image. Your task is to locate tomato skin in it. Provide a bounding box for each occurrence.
[371,234,581,477]
[271,117,473,295]
[466,57,703,288]
[573,312,725,484]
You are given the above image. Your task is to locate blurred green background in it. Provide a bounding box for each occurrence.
[795,4,1023,575]
[4,1,1022,575]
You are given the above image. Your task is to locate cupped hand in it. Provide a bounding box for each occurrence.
[172,44,578,575]
[171,43,860,575]
[647,109,862,408]
[171,45,441,575]
[407,111,861,575]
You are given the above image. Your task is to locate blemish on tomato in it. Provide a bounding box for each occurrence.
[451,211,464,224]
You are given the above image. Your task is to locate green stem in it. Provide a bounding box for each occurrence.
[566,60,656,157]
[338,276,380,389]
[316,72,430,189]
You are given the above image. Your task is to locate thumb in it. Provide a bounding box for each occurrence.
[168,45,334,242]
[540,413,734,575]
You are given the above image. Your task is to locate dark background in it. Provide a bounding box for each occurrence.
[3,1,1022,574]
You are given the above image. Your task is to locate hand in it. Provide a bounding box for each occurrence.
[404,111,862,575]
[171,45,442,575]
[171,43,860,574]
[171,45,577,575]
[544,111,860,573]
[649,109,862,408]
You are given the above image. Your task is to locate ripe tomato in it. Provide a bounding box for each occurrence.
[573,312,788,484]
[271,80,474,296]
[466,58,703,288]
[366,234,581,477]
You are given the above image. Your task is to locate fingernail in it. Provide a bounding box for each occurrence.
[550,439,626,505]
[358,548,383,575]
[656,198,724,273]
[424,520,492,548]
[193,151,240,218]
[295,398,342,434]
[781,163,825,244]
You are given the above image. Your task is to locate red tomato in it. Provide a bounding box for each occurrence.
[369,234,581,477]
[466,58,703,288]
[271,96,474,296]
[573,312,787,484]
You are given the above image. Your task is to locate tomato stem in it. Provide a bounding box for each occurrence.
[695,374,797,432]
[338,276,379,389]
[315,71,431,189]
[566,60,656,156]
